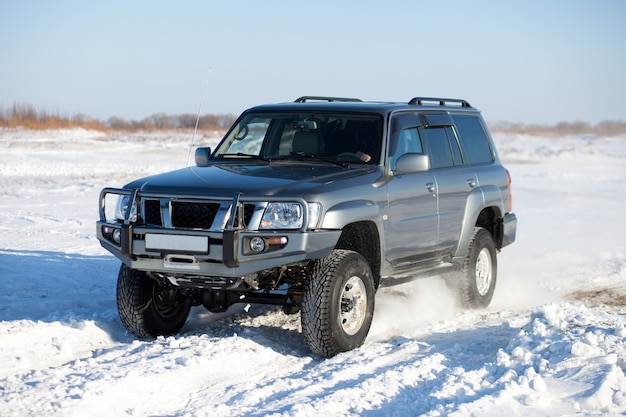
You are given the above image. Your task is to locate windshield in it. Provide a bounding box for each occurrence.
[213,112,383,164]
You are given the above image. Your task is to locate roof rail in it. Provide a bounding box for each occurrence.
[408,97,472,108]
[295,96,363,103]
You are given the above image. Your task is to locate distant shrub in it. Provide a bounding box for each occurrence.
[0,103,107,131]
[0,103,236,133]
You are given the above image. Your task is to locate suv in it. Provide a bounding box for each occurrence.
[97,96,517,357]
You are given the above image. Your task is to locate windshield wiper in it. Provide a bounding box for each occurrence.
[273,154,351,168]
[217,153,271,162]
[219,153,355,168]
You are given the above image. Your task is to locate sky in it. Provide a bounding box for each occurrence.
[1,0,625,124]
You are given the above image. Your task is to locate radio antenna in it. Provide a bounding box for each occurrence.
[187,67,212,166]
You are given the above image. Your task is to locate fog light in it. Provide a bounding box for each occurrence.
[249,236,266,253]
[112,228,121,244]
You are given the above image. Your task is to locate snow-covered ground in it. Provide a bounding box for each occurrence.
[1,127,625,416]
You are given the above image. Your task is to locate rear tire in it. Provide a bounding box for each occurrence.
[445,227,497,309]
[301,249,375,357]
[116,264,191,338]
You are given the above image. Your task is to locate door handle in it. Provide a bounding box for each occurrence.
[425,183,436,193]
[466,179,476,188]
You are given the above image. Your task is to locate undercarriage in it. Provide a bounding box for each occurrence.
[146,264,308,314]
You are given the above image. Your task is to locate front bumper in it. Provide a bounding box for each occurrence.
[97,222,341,277]
[96,188,341,277]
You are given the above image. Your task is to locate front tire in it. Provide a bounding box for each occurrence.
[301,249,375,357]
[116,264,191,338]
[445,227,497,309]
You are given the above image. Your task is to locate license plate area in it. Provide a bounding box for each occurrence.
[145,234,209,253]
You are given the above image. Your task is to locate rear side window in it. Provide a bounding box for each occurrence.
[419,126,463,168]
[452,115,494,164]
[420,127,454,169]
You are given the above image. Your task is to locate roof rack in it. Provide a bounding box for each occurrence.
[295,96,363,103]
[408,97,472,108]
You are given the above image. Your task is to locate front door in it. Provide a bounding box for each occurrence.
[385,170,439,265]
[385,114,439,266]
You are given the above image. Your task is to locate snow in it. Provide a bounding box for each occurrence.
[1,127,625,416]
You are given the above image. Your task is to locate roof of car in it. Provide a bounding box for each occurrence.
[246,96,481,115]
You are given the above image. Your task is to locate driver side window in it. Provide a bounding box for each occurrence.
[389,114,424,170]
[400,127,423,154]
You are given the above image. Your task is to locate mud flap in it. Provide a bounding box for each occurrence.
[501,213,517,248]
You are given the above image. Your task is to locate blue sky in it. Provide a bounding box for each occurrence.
[1,0,625,124]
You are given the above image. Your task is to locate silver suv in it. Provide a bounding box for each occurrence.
[97,96,517,357]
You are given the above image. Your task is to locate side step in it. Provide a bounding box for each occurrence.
[379,263,458,288]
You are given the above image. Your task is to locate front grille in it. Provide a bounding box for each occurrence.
[141,198,257,230]
[171,201,220,229]
[144,199,162,225]
[234,204,257,228]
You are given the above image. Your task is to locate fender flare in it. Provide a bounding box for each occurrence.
[452,185,504,261]
[320,199,385,285]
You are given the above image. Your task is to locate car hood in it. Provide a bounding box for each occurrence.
[124,162,375,199]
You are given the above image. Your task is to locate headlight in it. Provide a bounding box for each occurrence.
[260,203,303,229]
[259,202,321,230]
[115,195,137,222]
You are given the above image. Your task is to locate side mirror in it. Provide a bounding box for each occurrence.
[393,153,429,175]
[195,146,212,167]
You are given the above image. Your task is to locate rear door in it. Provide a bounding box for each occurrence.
[419,114,477,255]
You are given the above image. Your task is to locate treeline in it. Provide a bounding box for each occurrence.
[489,120,626,137]
[2,103,626,136]
[106,113,236,131]
[0,103,236,132]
